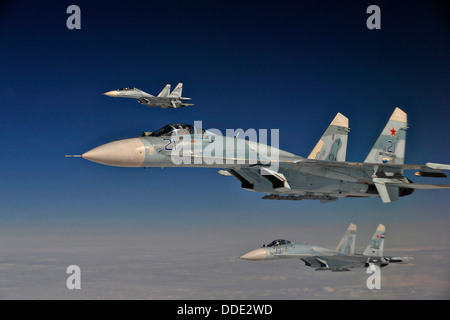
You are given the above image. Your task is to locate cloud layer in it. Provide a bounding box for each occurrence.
[0,222,449,299]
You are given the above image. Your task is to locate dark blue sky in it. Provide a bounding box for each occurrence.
[1,1,449,228]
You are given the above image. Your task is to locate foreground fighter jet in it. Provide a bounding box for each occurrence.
[74,107,450,203]
[240,224,410,272]
[103,83,193,108]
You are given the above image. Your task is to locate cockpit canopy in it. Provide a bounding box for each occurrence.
[149,123,205,137]
[117,87,137,91]
[266,239,291,247]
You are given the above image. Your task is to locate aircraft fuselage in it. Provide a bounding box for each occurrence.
[81,130,412,201]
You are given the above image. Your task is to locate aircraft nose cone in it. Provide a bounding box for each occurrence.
[103,90,119,97]
[240,248,267,261]
[82,138,145,167]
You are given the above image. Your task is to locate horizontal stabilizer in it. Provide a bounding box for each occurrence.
[294,159,450,174]
[386,182,450,190]
[426,162,450,170]
[170,102,194,108]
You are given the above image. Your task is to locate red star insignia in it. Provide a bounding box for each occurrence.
[390,127,397,137]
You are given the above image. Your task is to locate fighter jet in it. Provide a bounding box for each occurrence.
[240,224,410,272]
[73,107,450,203]
[103,83,193,108]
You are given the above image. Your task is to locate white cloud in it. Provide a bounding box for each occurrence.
[0,222,449,299]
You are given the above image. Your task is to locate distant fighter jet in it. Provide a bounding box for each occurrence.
[240,224,410,272]
[103,83,193,108]
[72,108,450,203]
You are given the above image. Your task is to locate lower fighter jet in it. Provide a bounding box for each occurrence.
[103,83,193,109]
[240,224,410,272]
[72,107,450,203]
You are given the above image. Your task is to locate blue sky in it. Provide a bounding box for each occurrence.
[0,0,449,300]
[1,1,449,227]
[2,1,449,223]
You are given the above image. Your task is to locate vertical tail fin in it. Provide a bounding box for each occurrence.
[157,84,171,97]
[169,83,183,98]
[364,107,408,165]
[308,112,350,162]
[363,224,385,257]
[335,223,357,254]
